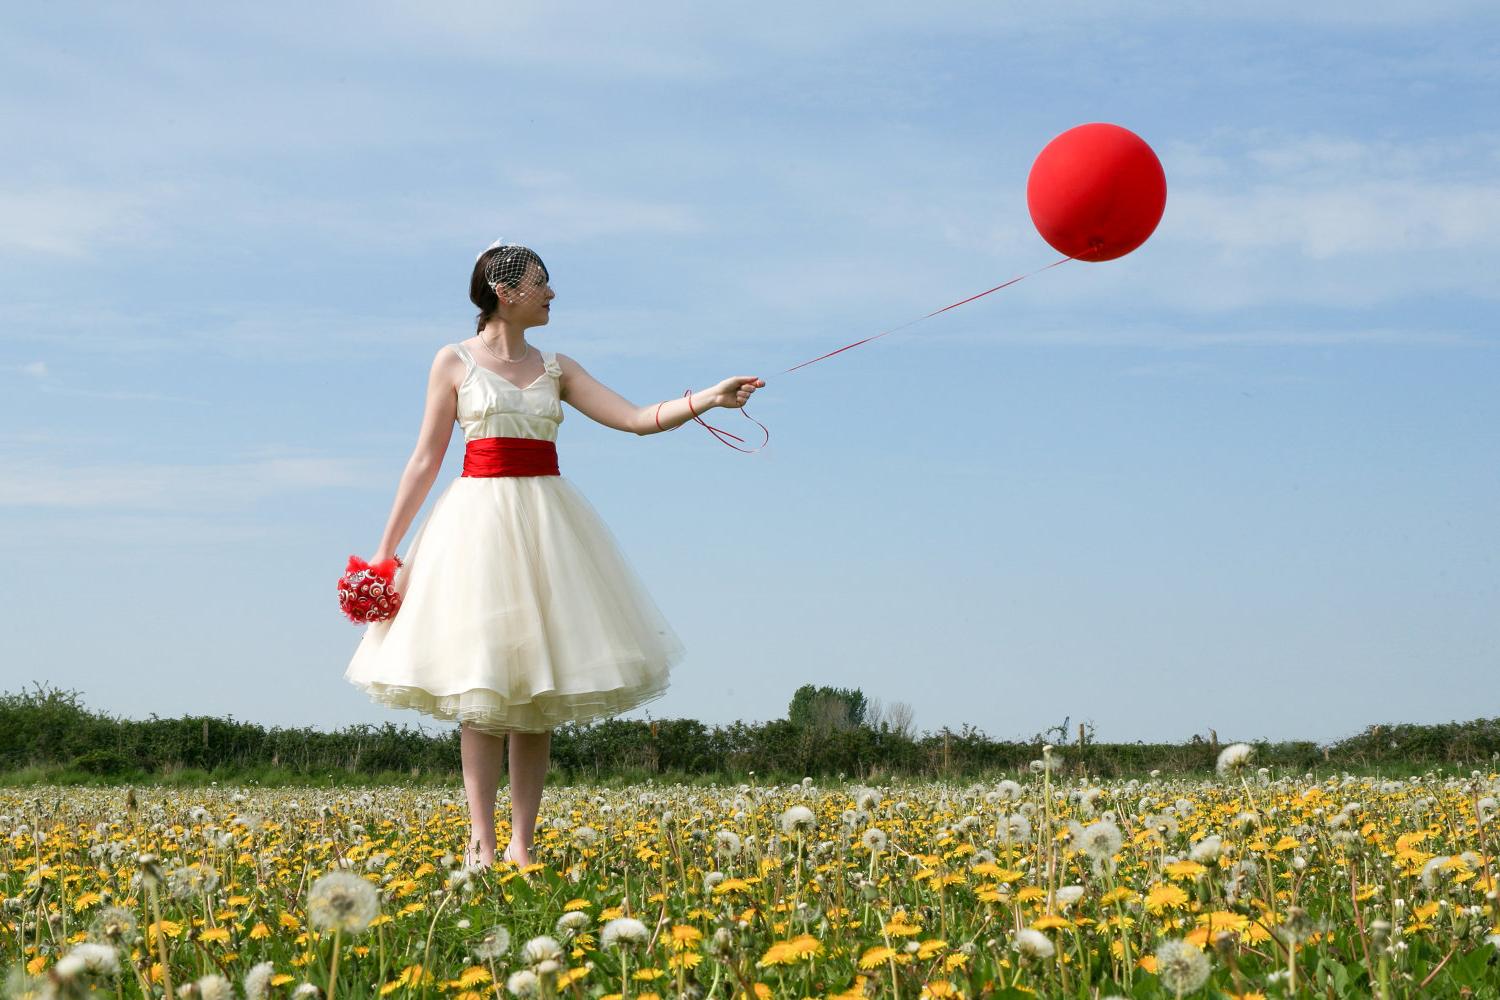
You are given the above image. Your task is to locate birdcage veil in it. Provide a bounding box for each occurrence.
[477,239,549,301]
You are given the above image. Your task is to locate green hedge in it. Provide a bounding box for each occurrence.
[3,682,1496,782]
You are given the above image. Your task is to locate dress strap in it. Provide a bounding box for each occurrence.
[449,343,477,376]
[543,351,562,379]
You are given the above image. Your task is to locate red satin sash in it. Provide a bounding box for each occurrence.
[461,437,560,477]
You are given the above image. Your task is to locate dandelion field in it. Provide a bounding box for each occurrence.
[5,747,1499,999]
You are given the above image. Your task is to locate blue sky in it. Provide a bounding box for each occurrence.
[2,2,1496,746]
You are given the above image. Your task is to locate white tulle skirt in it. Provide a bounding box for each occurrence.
[344,474,684,733]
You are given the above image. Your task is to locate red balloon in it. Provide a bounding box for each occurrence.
[1026,122,1166,261]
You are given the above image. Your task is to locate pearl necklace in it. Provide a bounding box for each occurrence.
[478,333,530,365]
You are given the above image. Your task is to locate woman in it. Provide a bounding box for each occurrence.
[344,241,763,868]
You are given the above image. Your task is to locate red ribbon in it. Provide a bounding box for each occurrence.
[344,553,402,581]
[691,251,1085,452]
[681,388,771,454]
[461,436,560,477]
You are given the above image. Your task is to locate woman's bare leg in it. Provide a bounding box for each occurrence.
[459,722,506,866]
[504,729,552,866]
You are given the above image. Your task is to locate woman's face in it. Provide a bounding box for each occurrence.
[497,260,555,328]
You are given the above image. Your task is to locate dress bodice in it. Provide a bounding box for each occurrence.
[449,343,564,443]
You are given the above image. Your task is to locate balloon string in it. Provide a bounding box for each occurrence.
[691,246,1095,453]
[779,251,1079,376]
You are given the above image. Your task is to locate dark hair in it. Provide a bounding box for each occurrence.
[470,246,550,333]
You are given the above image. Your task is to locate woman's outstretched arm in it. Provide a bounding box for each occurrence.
[372,348,460,561]
[556,352,762,435]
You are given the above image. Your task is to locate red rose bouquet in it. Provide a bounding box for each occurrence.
[337,555,404,624]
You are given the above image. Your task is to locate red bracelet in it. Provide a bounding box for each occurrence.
[655,400,666,431]
[682,389,769,453]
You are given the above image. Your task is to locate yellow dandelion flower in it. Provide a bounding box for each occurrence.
[1164,860,1208,879]
[1145,883,1189,914]
[146,920,183,944]
[199,927,232,945]
[757,934,821,967]
[72,891,102,911]
[563,898,591,911]
[917,939,948,959]
[557,967,590,988]
[632,967,666,980]
[830,975,872,1000]
[248,923,270,940]
[883,915,923,936]
[278,912,301,931]
[457,966,492,987]
[667,952,703,970]
[712,878,752,895]
[669,925,703,948]
[859,945,897,969]
[1032,915,1073,931]
[922,981,963,998]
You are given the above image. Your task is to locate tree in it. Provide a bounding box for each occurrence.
[787,684,868,734]
[885,700,916,739]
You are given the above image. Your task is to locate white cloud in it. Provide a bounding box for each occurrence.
[0,451,375,510]
[0,185,171,257]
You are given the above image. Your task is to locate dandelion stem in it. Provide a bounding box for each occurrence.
[419,890,453,995]
[148,884,174,1000]
[327,926,343,1000]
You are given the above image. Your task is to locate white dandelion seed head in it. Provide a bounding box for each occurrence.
[521,935,563,966]
[600,917,649,951]
[715,830,742,856]
[54,942,121,979]
[993,780,1023,802]
[1012,927,1055,959]
[1078,819,1122,861]
[1216,743,1255,777]
[306,871,380,935]
[854,786,883,811]
[1420,856,1452,891]
[1054,885,1085,910]
[780,805,817,835]
[88,905,139,946]
[195,974,235,1000]
[244,961,276,1000]
[1154,938,1212,994]
[1190,835,1223,864]
[555,910,591,934]
[506,969,541,997]
[472,924,512,961]
[862,827,889,853]
[1001,813,1032,843]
